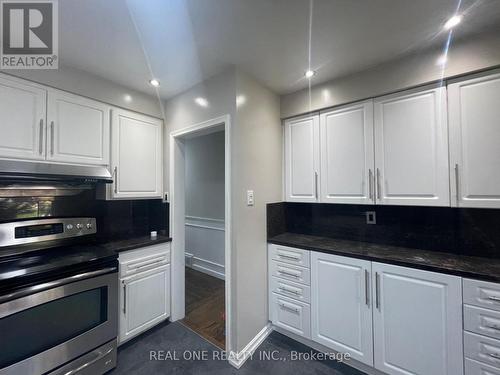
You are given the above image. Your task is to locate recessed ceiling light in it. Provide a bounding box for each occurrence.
[436,54,448,66]
[195,97,209,107]
[149,79,160,87]
[305,70,315,79]
[443,15,462,30]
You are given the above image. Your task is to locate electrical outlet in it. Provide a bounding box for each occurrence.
[247,190,254,206]
[366,211,376,224]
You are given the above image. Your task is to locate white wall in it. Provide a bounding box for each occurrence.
[185,131,226,279]
[232,71,282,351]
[185,131,225,220]
[281,31,500,118]
[6,65,162,117]
[164,68,282,353]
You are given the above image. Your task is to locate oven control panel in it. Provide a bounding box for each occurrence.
[0,218,97,248]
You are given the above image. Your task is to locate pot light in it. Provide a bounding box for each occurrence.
[436,54,448,66]
[149,79,160,87]
[195,97,209,107]
[443,15,462,30]
[305,70,315,79]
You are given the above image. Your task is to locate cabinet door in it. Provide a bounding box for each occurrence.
[311,252,373,365]
[320,101,375,204]
[119,265,170,344]
[372,262,463,375]
[448,73,500,208]
[47,90,110,166]
[374,87,450,206]
[284,114,320,202]
[111,109,163,198]
[0,75,46,161]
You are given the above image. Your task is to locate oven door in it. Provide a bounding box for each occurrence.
[0,268,118,375]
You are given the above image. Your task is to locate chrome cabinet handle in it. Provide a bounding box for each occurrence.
[122,282,127,314]
[488,352,500,360]
[375,272,380,309]
[277,269,300,279]
[278,286,300,295]
[39,119,44,154]
[132,259,165,270]
[485,323,500,331]
[454,164,459,205]
[50,121,54,155]
[279,303,299,313]
[368,169,373,201]
[376,168,381,200]
[314,171,319,199]
[488,295,500,303]
[113,166,118,194]
[277,253,300,261]
[365,269,370,306]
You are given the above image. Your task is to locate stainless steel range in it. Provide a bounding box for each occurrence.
[0,217,118,375]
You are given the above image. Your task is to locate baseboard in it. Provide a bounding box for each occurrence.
[228,324,273,369]
[185,252,225,280]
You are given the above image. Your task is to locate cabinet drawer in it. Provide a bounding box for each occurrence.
[465,331,500,369]
[466,358,500,375]
[270,276,311,304]
[119,243,170,278]
[465,279,500,312]
[465,305,500,340]
[269,244,310,268]
[269,260,310,285]
[270,293,311,339]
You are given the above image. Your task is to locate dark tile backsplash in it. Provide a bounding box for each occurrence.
[0,189,169,242]
[267,202,500,258]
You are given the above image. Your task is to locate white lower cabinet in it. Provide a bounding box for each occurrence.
[269,245,465,375]
[372,262,463,375]
[311,252,373,365]
[118,244,171,345]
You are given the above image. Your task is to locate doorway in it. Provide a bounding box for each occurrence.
[169,115,231,352]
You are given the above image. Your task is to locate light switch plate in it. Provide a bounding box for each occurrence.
[247,190,254,206]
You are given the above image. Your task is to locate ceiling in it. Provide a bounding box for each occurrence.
[59,0,500,99]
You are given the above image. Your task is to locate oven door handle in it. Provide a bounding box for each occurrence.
[54,346,114,375]
[0,266,117,304]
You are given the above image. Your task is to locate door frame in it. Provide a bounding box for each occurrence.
[169,114,232,352]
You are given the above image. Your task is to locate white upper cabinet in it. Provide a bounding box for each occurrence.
[47,90,110,166]
[448,73,500,208]
[111,109,163,199]
[311,252,373,366]
[372,262,463,375]
[320,101,375,204]
[284,114,320,202]
[0,75,46,161]
[374,87,450,206]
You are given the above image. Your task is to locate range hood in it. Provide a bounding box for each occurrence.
[0,160,113,184]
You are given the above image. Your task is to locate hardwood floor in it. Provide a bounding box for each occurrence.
[181,267,225,349]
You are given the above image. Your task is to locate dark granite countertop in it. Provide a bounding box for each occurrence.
[268,232,500,282]
[100,235,172,253]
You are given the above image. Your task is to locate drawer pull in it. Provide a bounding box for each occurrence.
[278,286,301,295]
[488,296,500,303]
[277,269,300,278]
[129,258,165,271]
[488,352,500,360]
[279,303,299,313]
[277,253,301,261]
[485,324,500,331]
